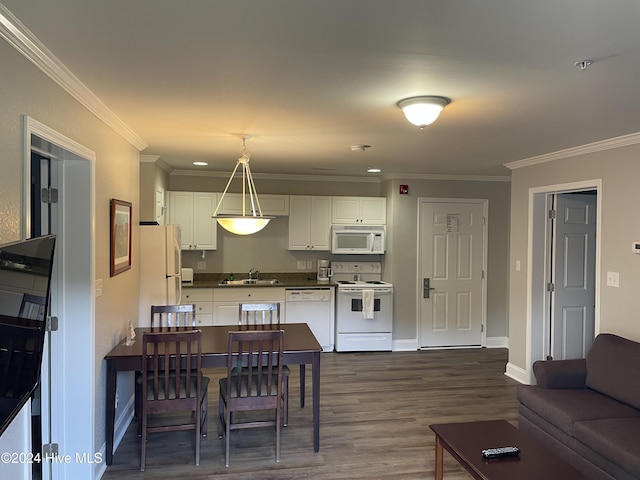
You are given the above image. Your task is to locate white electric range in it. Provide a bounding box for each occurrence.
[331,262,393,351]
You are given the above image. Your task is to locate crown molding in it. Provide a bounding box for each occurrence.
[505,131,640,170]
[170,169,381,183]
[170,169,511,183]
[140,154,173,173]
[0,4,148,151]
[380,172,511,182]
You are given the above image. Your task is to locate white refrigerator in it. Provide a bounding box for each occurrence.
[138,224,182,326]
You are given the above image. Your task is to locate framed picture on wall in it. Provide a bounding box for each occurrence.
[110,199,132,276]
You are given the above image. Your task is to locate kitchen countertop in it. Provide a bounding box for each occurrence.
[183,272,335,289]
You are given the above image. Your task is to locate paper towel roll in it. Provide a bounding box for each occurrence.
[181,268,194,283]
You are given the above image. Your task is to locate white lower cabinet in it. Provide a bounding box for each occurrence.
[181,288,214,326]
[213,287,286,325]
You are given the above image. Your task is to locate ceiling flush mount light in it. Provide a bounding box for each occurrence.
[367,167,381,173]
[193,161,208,166]
[397,96,451,129]
[212,136,273,235]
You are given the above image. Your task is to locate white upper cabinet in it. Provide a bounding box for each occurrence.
[331,196,386,224]
[168,191,218,250]
[288,196,332,250]
[216,193,289,216]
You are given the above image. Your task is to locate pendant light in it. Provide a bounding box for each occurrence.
[397,96,451,128]
[212,137,273,235]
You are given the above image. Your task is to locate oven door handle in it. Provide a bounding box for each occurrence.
[340,288,393,294]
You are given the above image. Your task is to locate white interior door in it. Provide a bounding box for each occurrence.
[419,200,486,347]
[27,118,95,480]
[550,193,597,359]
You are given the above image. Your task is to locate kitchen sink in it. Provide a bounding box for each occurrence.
[218,278,280,286]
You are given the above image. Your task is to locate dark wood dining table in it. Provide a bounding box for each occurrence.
[104,323,322,465]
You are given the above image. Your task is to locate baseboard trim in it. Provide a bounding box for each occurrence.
[486,336,509,348]
[392,337,509,351]
[392,338,419,351]
[96,394,135,478]
[505,361,531,385]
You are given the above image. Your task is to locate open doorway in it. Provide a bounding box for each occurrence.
[527,180,601,381]
[25,117,95,480]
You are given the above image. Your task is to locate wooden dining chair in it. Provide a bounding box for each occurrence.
[18,293,47,322]
[218,329,284,467]
[140,329,209,472]
[150,303,196,329]
[238,303,290,426]
[137,303,197,435]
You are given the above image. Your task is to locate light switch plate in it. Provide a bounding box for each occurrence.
[606,271,619,288]
[95,279,103,297]
[297,260,306,270]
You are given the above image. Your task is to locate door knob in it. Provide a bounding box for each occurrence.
[423,278,436,299]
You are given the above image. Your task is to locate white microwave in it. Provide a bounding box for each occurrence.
[331,225,385,254]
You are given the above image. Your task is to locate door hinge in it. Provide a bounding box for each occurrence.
[41,187,59,204]
[46,316,58,332]
[481,324,484,333]
[481,270,485,279]
[548,209,557,219]
[42,443,59,459]
[547,282,555,292]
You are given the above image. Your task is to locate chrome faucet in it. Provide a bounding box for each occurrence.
[248,267,259,280]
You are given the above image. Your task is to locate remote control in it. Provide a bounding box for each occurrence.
[481,446,520,459]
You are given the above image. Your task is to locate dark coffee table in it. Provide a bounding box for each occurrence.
[430,420,588,480]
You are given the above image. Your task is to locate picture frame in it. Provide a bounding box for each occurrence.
[110,199,132,276]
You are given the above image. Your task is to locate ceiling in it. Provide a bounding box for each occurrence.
[3,0,640,178]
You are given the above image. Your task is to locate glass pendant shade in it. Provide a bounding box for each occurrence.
[212,138,273,235]
[215,216,271,235]
[397,96,451,128]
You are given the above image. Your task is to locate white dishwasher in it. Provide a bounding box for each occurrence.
[285,287,335,351]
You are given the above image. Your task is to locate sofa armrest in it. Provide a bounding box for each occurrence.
[533,358,587,389]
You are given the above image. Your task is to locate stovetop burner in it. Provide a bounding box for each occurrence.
[337,280,356,284]
[366,280,384,284]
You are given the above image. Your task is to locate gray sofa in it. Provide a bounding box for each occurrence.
[517,333,640,480]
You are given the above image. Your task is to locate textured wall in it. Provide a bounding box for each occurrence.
[1,39,140,465]
[508,144,640,373]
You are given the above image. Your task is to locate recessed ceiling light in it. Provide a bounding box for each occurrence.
[193,161,208,166]
[350,144,371,152]
[367,167,381,173]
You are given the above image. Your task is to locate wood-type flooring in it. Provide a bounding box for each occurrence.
[103,348,520,479]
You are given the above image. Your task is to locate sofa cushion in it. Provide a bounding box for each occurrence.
[517,385,640,436]
[574,418,640,478]
[586,334,640,409]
